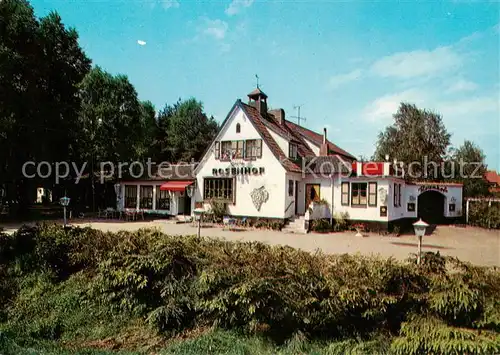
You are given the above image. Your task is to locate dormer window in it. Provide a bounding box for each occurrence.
[289,143,298,159]
[236,123,241,133]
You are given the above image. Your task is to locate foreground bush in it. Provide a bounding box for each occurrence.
[0,224,499,354]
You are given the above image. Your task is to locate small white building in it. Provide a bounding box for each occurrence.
[116,164,196,216]
[191,88,463,231]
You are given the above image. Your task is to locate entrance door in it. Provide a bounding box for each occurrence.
[305,184,321,209]
[418,191,445,224]
[184,191,192,215]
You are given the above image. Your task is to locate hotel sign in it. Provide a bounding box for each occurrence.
[213,167,265,176]
[418,185,448,194]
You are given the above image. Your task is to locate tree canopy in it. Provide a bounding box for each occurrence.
[0,0,219,213]
[373,103,451,178]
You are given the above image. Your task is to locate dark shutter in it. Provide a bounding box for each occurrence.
[215,142,220,159]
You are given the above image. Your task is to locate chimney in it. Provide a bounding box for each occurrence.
[268,108,285,125]
[319,127,328,156]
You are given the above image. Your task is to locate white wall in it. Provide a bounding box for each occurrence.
[332,178,390,222]
[194,107,287,219]
[268,129,290,160]
[302,137,320,156]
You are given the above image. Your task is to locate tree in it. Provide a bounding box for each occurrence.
[77,67,144,164]
[373,103,451,180]
[451,141,490,197]
[138,101,157,159]
[155,98,219,163]
[0,0,91,211]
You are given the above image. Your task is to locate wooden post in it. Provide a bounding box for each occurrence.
[488,200,492,229]
[197,215,201,238]
[417,235,422,265]
[466,199,470,225]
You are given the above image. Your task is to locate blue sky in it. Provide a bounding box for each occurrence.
[31,0,499,169]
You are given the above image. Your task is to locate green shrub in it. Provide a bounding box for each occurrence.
[311,218,332,232]
[1,225,500,354]
[468,201,500,229]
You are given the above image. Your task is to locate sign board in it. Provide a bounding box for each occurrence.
[213,167,265,176]
[418,185,448,194]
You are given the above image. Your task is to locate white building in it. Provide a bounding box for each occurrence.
[116,164,196,216]
[192,88,463,231]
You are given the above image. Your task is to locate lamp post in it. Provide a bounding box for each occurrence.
[60,196,71,227]
[193,207,205,238]
[185,184,195,221]
[413,218,429,265]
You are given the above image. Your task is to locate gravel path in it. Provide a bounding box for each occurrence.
[2,220,499,267]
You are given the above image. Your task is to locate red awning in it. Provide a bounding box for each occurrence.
[159,180,194,192]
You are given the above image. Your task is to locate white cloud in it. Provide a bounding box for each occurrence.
[161,0,179,9]
[137,40,147,46]
[363,89,428,122]
[437,96,499,118]
[446,78,478,93]
[225,0,254,16]
[203,19,228,40]
[370,46,462,79]
[329,69,362,89]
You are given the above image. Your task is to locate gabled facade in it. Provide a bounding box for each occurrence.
[193,88,357,220]
[192,88,464,229]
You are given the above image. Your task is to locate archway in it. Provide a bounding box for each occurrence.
[418,191,446,224]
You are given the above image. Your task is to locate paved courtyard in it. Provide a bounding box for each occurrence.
[2,220,499,267]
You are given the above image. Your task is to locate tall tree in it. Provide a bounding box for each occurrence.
[138,100,157,159]
[0,0,90,210]
[373,103,451,180]
[77,67,144,164]
[451,141,490,197]
[156,98,218,163]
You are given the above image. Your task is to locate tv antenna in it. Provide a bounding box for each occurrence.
[291,104,307,126]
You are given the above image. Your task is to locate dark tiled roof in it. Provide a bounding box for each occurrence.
[266,111,316,157]
[302,155,353,174]
[239,103,302,172]
[284,121,356,160]
[247,87,268,99]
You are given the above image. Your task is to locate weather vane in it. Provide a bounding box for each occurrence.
[255,74,260,88]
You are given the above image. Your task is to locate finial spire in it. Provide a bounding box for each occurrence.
[255,74,260,88]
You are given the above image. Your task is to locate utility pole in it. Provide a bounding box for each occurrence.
[291,105,307,126]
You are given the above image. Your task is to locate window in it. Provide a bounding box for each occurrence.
[351,183,367,206]
[221,140,244,160]
[204,178,234,201]
[140,186,153,209]
[236,123,241,133]
[288,180,294,197]
[289,143,298,159]
[368,182,377,207]
[124,185,137,208]
[245,139,262,159]
[393,183,402,207]
[156,186,170,210]
[341,182,349,206]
